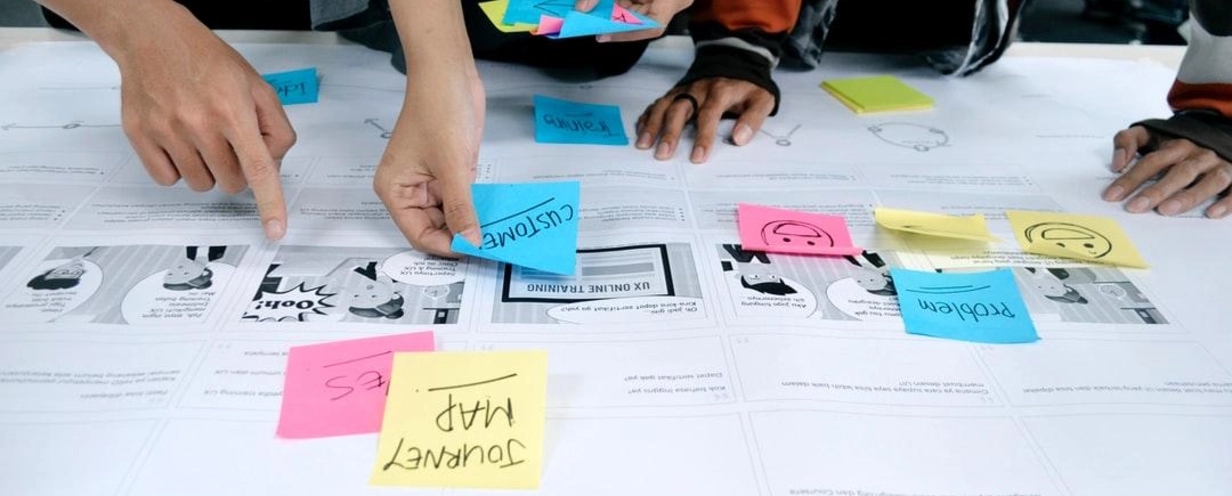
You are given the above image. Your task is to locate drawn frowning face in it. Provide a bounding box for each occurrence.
[1023,222,1112,258]
[760,220,835,249]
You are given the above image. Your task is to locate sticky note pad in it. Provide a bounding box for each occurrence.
[479,0,538,33]
[262,67,319,105]
[737,203,863,256]
[821,75,933,114]
[371,350,548,489]
[276,331,436,439]
[451,181,580,275]
[892,268,1038,344]
[875,207,999,242]
[533,95,628,146]
[1005,210,1147,268]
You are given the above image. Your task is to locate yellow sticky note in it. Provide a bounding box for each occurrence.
[875,207,1000,242]
[821,75,934,114]
[1006,210,1148,268]
[479,0,538,33]
[370,350,548,489]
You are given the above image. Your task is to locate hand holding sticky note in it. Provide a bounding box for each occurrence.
[821,75,932,114]
[891,268,1038,344]
[261,67,319,105]
[534,95,629,146]
[498,0,659,38]
[737,203,862,256]
[874,207,999,242]
[276,332,435,439]
[371,350,548,489]
[1006,210,1147,268]
[451,181,580,274]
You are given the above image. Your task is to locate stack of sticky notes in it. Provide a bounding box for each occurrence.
[480,0,660,38]
[821,75,933,114]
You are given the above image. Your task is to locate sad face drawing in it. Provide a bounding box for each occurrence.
[1023,222,1113,259]
[761,220,836,249]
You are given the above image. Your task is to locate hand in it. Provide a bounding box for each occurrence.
[635,77,776,163]
[1103,126,1232,218]
[374,73,484,257]
[574,0,693,42]
[111,2,295,240]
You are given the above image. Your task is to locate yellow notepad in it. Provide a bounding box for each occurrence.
[821,75,934,114]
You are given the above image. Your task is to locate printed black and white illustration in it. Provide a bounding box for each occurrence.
[868,123,950,151]
[493,243,705,324]
[717,244,903,322]
[2,245,246,325]
[242,246,464,324]
[1013,266,1166,324]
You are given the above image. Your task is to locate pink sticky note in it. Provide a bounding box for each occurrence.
[737,203,863,256]
[611,4,643,24]
[276,331,435,439]
[536,14,564,35]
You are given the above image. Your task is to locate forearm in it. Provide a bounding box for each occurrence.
[35,0,194,66]
[388,0,478,83]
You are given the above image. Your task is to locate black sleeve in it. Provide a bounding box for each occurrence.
[1135,110,1232,162]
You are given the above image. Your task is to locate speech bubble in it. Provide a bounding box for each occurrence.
[2,258,104,323]
[728,273,817,318]
[826,277,901,322]
[546,296,703,324]
[121,263,235,325]
[380,250,464,286]
[241,282,343,323]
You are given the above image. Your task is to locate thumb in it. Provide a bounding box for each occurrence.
[437,162,481,247]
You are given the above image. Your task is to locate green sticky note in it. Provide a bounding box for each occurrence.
[821,75,933,114]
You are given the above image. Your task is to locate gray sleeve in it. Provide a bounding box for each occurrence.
[310,0,389,31]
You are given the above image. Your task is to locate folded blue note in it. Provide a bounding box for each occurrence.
[261,67,319,105]
[504,0,590,25]
[534,95,629,146]
[451,181,580,275]
[552,7,657,39]
[891,268,1039,344]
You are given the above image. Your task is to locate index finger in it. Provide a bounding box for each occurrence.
[225,116,287,241]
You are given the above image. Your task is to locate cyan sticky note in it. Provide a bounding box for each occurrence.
[534,95,629,146]
[891,268,1038,344]
[551,8,657,38]
[262,67,319,105]
[451,181,580,275]
[504,0,581,25]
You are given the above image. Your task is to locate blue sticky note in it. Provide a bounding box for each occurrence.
[504,0,587,25]
[451,181,580,275]
[552,8,658,39]
[534,95,629,146]
[891,268,1039,344]
[262,67,319,105]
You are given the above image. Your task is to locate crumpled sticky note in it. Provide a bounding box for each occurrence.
[874,207,999,242]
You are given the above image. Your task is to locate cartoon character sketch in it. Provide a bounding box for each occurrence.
[844,251,896,296]
[739,263,797,296]
[1022,222,1112,259]
[338,261,405,319]
[1023,267,1088,304]
[26,247,97,291]
[761,220,835,249]
[868,123,949,151]
[163,246,226,291]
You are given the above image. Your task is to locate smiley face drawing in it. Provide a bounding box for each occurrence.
[1023,222,1113,259]
[761,220,835,249]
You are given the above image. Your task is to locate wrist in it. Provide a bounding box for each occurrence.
[81,0,197,68]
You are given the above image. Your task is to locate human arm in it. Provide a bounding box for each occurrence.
[35,0,296,240]
[1103,0,1232,218]
[635,0,802,163]
[375,0,484,256]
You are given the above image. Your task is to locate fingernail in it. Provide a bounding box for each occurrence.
[1112,149,1126,170]
[596,35,612,43]
[1208,205,1228,218]
[460,228,481,247]
[1103,186,1124,201]
[655,141,672,160]
[264,219,285,241]
[637,133,652,149]
[733,125,753,146]
[1126,197,1151,213]
[1158,200,1182,216]
[690,146,707,164]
